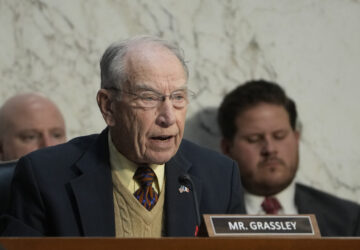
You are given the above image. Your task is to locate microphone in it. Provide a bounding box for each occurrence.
[179,174,201,236]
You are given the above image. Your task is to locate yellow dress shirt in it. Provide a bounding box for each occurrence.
[108,132,164,194]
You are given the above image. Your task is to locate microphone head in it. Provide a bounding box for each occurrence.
[179,174,191,183]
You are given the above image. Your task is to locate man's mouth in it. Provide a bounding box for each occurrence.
[260,158,283,167]
[151,135,173,141]
[149,135,176,149]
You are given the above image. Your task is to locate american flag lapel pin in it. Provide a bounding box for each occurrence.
[178,185,190,193]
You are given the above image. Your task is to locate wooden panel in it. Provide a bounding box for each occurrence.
[0,238,360,250]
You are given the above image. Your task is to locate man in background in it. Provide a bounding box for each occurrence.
[217,80,360,236]
[1,36,244,237]
[0,93,66,161]
[0,93,66,215]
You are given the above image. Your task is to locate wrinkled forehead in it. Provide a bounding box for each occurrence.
[126,42,183,66]
[124,44,187,91]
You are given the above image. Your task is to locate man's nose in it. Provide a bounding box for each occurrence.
[261,137,277,156]
[38,134,54,148]
[155,98,176,128]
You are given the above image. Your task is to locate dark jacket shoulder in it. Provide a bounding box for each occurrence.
[296,183,360,213]
[15,133,103,185]
[27,133,99,163]
[296,183,360,236]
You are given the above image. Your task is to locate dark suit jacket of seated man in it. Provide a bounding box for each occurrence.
[0,36,245,237]
[0,161,17,215]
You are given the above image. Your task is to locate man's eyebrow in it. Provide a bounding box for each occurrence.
[174,86,188,91]
[132,84,159,93]
[49,127,66,132]
[241,132,261,136]
[273,129,290,134]
[132,83,188,93]
[17,129,40,136]
[18,129,38,133]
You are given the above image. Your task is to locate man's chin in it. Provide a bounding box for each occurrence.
[263,179,293,194]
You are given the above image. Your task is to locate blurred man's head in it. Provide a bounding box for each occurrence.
[96,36,190,165]
[0,93,66,161]
[218,80,299,196]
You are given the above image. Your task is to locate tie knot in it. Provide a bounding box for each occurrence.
[133,166,156,187]
[261,197,282,214]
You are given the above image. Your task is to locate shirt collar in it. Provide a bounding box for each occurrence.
[107,131,165,193]
[244,181,297,214]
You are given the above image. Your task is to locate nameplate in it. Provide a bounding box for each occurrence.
[204,214,320,237]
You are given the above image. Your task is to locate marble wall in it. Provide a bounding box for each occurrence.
[1,0,360,203]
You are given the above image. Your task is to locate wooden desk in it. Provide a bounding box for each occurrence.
[1,237,360,250]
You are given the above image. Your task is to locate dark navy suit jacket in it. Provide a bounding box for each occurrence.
[295,183,360,236]
[1,129,245,236]
[0,161,17,215]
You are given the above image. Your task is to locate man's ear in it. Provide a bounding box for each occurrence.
[220,138,232,156]
[96,89,115,126]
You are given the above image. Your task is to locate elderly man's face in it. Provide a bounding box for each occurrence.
[0,99,66,161]
[222,103,299,196]
[106,45,188,164]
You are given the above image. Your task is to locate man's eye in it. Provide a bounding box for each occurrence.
[20,134,38,142]
[274,131,287,140]
[172,93,186,101]
[246,135,261,143]
[140,94,159,101]
[52,132,65,139]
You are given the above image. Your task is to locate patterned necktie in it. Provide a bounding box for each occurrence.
[133,166,159,210]
[261,197,282,214]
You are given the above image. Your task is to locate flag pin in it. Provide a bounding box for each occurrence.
[178,185,190,193]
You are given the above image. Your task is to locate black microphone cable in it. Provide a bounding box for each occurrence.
[179,174,201,236]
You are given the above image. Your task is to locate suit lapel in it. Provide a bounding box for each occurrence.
[295,184,314,214]
[70,129,115,236]
[164,148,202,236]
[295,184,327,236]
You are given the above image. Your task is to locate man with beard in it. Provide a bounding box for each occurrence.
[217,80,360,236]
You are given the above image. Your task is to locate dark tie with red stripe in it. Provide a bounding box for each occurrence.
[133,166,159,210]
[261,197,282,214]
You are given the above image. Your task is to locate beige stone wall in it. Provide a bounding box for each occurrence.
[1,0,360,203]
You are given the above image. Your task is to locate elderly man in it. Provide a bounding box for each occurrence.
[1,36,244,237]
[0,93,66,161]
[217,80,360,236]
